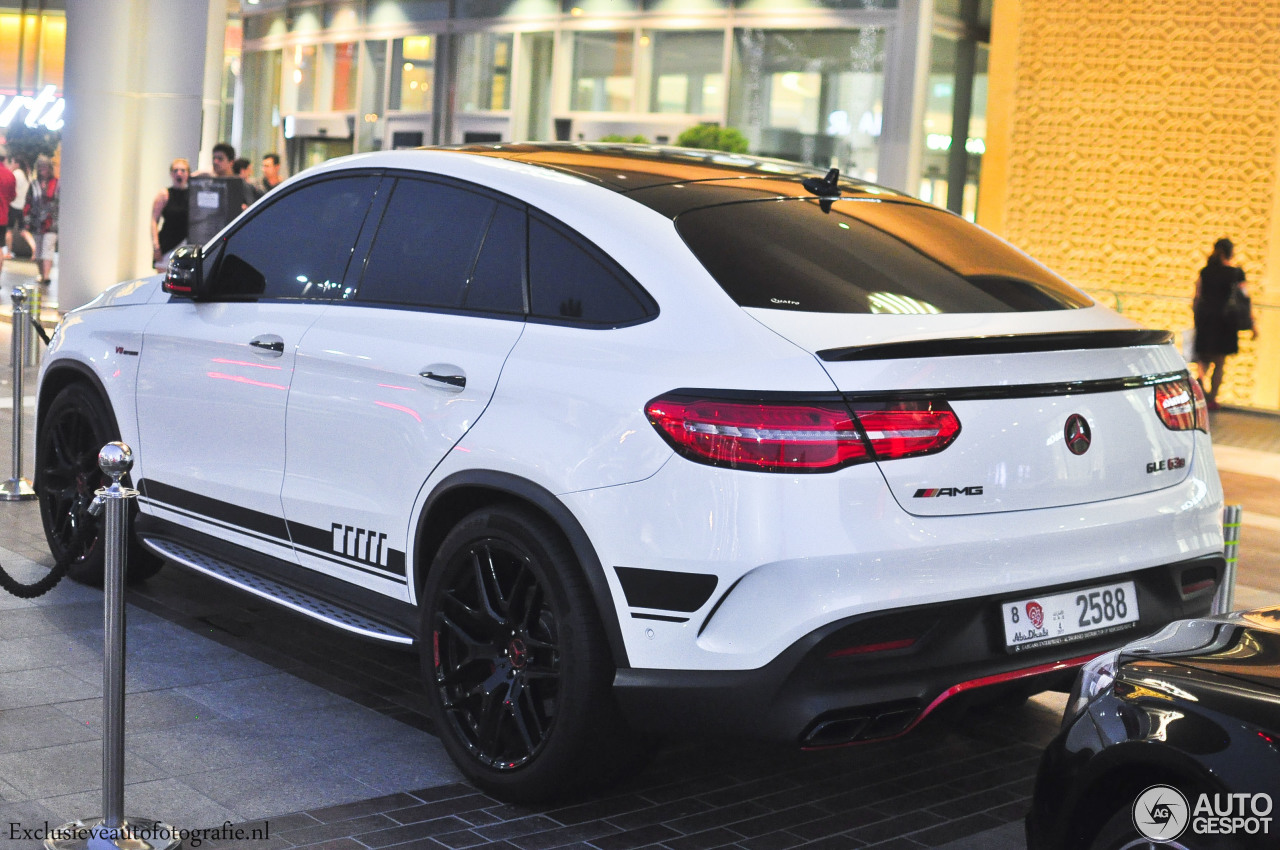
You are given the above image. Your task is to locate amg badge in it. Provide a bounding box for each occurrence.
[914,486,984,498]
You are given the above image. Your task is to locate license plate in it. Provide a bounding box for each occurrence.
[1002,580,1139,652]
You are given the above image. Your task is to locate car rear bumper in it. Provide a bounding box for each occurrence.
[612,556,1223,745]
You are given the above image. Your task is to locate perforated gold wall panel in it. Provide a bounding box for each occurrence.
[981,0,1280,409]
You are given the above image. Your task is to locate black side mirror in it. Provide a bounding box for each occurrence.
[163,244,206,298]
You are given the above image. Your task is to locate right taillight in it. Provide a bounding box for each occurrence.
[1155,376,1208,433]
[853,402,962,461]
[644,394,960,473]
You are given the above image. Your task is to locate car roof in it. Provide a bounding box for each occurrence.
[431,142,915,219]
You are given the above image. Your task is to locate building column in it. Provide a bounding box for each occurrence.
[200,0,229,170]
[60,0,212,312]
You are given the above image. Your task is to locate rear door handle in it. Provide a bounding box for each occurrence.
[249,334,285,356]
[419,369,466,391]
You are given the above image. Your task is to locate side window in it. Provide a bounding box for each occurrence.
[357,178,509,309]
[210,175,378,299]
[528,217,655,325]
[463,202,525,314]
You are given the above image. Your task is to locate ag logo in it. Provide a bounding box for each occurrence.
[1132,784,1189,842]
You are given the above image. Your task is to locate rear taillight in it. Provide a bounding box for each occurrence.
[1155,377,1208,433]
[854,403,962,461]
[644,397,868,472]
[644,395,959,473]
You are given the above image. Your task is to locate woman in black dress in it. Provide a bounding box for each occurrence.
[1193,237,1256,409]
[150,158,190,269]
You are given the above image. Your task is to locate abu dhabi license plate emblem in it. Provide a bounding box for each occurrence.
[1002,580,1139,651]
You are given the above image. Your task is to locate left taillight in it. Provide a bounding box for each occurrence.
[644,394,960,473]
[1154,376,1208,434]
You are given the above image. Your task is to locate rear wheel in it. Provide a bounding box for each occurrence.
[1090,791,1234,850]
[421,504,645,803]
[36,383,163,585]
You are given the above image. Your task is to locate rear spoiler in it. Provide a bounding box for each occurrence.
[818,329,1174,362]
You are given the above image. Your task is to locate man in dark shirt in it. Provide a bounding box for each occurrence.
[261,152,284,192]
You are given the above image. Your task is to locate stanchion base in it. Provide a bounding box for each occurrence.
[0,476,35,500]
[42,816,183,850]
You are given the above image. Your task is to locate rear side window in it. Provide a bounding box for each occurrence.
[528,217,656,325]
[676,199,1092,314]
[210,175,378,300]
[464,202,525,314]
[357,178,506,309]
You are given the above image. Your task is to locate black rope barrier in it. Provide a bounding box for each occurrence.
[30,315,50,346]
[0,520,85,598]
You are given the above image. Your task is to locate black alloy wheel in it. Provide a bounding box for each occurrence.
[1090,795,1236,850]
[36,384,162,585]
[421,505,646,802]
[435,531,561,770]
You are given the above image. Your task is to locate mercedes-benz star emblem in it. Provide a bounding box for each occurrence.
[1064,414,1092,455]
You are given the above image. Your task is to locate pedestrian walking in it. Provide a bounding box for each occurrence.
[27,154,58,287]
[3,154,27,260]
[0,154,14,275]
[261,152,284,192]
[1193,237,1257,409]
[233,157,264,202]
[151,158,191,269]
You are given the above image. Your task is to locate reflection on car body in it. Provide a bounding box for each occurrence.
[1028,607,1280,850]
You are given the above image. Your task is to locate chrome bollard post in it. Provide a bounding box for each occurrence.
[25,282,42,366]
[0,286,35,500]
[42,444,181,850]
[1213,504,1242,615]
[98,443,131,831]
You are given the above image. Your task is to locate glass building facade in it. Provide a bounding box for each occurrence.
[0,2,66,142]
[238,0,987,215]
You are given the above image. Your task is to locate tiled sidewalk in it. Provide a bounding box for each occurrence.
[0,483,1069,850]
[0,487,1065,850]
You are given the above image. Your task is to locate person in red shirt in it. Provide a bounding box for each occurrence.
[0,156,15,276]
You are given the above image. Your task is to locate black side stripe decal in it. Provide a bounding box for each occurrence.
[288,520,407,577]
[138,497,293,551]
[142,479,289,541]
[138,478,408,579]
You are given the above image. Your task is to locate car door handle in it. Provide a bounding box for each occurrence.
[419,370,466,391]
[249,334,285,356]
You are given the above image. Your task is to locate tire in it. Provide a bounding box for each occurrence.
[1090,796,1234,850]
[35,383,164,586]
[420,504,646,803]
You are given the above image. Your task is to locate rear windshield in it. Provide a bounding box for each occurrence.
[675,198,1092,313]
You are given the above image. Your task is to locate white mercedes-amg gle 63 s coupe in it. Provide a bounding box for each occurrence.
[36,144,1224,801]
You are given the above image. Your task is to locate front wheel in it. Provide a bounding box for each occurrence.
[421,504,647,803]
[36,383,163,585]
